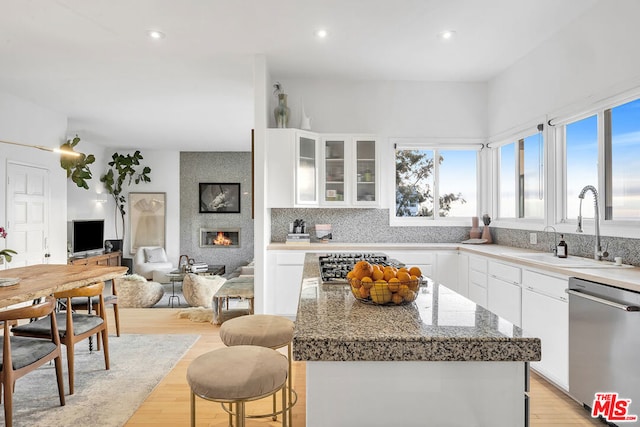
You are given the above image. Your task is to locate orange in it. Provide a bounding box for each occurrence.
[387,277,400,292]
[408,266,422,277]
[408,275,420,291]
[383,269,397,282]
[360,276,374,289]
[397,284,410,297]
[396,271,411,283]
[391,294,404,305]
[372,268,385,281]
[404,289,417,302]
[358,286,370,299]
[353,261,374,280]
[346,271,355,280]
[350,279,362,289]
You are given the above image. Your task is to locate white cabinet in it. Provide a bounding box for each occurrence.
[457,253,469,298]
[436,251,459,293]
[487,260,522,327]
[468,255,488,307]
[266,129,295,208]
[265,129,319,207]
[320,135,379,206]
[521,269,568,390]
[266,251,306,319]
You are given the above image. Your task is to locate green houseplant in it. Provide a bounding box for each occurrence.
[59,135,96,189]
[100,151,151,242]
[0,226,17,263]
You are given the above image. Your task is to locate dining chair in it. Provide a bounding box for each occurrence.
[0,296,65,427]
[70,278,120,339]
[12,281,110,395]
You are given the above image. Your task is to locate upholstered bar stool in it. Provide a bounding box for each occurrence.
[219,314,297,424]
[186,345,288,427]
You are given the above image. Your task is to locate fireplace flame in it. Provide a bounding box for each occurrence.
[214,232,233,246]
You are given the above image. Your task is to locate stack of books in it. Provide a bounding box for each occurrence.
[189,262,209,273]
[286,233,310,245]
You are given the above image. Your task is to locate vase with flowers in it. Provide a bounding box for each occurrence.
[273,82,290,128]
[0,226,17,264]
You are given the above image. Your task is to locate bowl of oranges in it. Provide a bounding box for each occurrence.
[346,260,423,305]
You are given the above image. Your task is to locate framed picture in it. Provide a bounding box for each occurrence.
[199,183,241,213]
[129,192,166,253]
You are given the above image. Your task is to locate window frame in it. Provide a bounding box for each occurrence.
[489,126,546,228]
[390,138,483,227]
[552,95,640,236]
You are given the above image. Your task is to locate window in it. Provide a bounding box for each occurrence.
[497,131,544,219]
[606,98,640,220]
[559,97,640,223]
[565,115,598,220]
[395,146,478,220]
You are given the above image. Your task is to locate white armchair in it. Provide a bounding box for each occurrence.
[133,246,173,280]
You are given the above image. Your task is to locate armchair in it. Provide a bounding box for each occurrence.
[133,246,173,280]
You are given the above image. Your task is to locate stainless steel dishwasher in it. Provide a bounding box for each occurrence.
[567,277,640,425]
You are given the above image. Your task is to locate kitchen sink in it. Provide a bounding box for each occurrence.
[503,252,634,269]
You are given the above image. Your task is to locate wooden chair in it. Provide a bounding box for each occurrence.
[0,297,65,427]
[12,282,110,395]
[71,279,120,338]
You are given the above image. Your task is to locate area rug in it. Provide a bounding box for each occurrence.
[1,333,199,427]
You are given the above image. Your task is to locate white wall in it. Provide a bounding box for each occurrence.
[66,140,114,238]
[0,91,69,265]
[271,78,488,139]
[488,0,640,136]
[100,149,181,266]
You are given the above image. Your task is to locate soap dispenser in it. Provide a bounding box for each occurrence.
[557,234,568,258]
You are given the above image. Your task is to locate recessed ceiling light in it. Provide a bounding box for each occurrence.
[147,30,166,40]
[315,29,328,39]
[437,30,456,40]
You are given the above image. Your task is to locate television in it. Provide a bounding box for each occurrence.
[68,219,105,256]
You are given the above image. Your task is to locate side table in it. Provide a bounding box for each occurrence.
[213,278,254,324]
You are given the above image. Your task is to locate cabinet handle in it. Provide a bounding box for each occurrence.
[566,289,639,312]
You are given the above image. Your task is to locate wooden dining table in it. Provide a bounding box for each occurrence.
[0,263,128,308]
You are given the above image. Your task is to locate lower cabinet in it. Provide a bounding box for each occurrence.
[467,255,488,307]
[266,251,305,318]
[521,269,569,390]
[487,260,522,327]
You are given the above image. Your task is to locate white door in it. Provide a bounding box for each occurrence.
[5,163,49,267]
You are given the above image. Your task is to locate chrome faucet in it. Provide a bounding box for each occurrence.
[577,185,608,260]
[543,225,557,255]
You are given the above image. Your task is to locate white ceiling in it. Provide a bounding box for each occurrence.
[0,0,598,152]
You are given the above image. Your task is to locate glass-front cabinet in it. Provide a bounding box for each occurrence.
[321,137,348,205]
[354,138,377,205]
[295,131,319,205]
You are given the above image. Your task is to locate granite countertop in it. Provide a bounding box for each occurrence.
[293,253,541,363]
[268,242,640,293]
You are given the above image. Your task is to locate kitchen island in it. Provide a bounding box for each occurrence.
[293,253,541,427]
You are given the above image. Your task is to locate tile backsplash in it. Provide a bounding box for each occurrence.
[271,208,640,266]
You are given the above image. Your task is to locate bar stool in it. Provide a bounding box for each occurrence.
[186,345,288,427]
[219,314,297,424]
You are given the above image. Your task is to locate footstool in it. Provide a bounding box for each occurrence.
[219,315,296,424]
[186,345,288,427]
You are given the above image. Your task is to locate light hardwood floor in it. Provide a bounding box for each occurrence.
[112,308,603,427]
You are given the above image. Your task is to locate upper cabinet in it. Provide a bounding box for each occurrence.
[353,137,378,206]
[295,131,320,205]
[267,129,379,208]
[320,135,379,207]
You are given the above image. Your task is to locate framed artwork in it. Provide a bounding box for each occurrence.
[129,192,166,253]
[199,183,241,213]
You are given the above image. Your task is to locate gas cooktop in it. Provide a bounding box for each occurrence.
[318,253,403,283]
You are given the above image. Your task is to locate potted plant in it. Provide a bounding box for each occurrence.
[100,151,151,244]
[0,226,17,264]
[59,135,95,189]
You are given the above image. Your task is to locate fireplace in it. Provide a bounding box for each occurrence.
[199,228,240,248]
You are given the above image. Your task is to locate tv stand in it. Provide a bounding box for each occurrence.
[68,251,122,266]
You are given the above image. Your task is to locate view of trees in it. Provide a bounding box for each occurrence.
[395,149,465,217]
